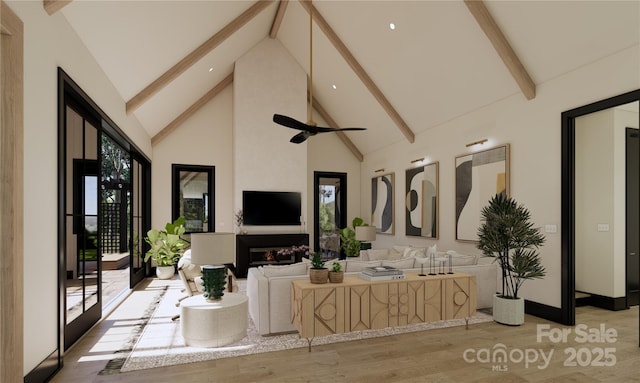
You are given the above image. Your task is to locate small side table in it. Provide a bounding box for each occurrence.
[180,293,248,347]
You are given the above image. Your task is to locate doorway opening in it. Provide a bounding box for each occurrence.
[314,172,347,260]
[561,89,640,335]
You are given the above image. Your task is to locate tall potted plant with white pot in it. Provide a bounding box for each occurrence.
[477,194,546,325]
[144,217,187,279]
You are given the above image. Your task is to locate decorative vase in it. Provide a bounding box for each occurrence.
[328,271,344,283]
[309,268,329,284]
[492,294,525,325]
[201,265,227,301]
[156,265,175,280]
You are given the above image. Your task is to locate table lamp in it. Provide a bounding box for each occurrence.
[190,232,235,300]
[355,226,377,250]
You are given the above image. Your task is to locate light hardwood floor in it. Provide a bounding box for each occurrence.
[51,295,639,383]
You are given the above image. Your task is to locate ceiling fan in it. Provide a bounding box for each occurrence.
[272,0,366,144]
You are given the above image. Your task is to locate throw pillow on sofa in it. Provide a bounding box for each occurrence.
[381,258,415,269]
[260,262,308,277]
[345,260,382,272]
[366,249,390,261]
[445,251,479,266]
[403,247,426,258]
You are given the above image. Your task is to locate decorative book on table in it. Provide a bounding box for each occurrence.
[361,266,403,276]
[359,266,405,281]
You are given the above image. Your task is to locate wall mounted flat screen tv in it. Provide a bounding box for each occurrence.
[242,191,302,226]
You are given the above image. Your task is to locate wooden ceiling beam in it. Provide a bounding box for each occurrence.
[299,0,415,144]
[308,89,364,162]
[464,0,536,100]
[43,0,72,15]
[127,0,273,115]
[151,72,233,146]
[270,0,289,38]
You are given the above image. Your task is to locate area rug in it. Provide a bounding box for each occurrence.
[117,279,492,373]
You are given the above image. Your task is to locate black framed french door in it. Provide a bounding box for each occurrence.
[63,103,102,350]
[314,172,347,258]
[59,68,152,351]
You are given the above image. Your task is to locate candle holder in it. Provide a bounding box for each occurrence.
[428,253,436,275]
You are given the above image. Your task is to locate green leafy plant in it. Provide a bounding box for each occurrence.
[310,252,325,269]
[477,194,546,299]
[339,217,368,258]
[144,217,188,267]
[331,261,342,272]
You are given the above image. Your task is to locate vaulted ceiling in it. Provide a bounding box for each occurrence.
[51,0,639,159]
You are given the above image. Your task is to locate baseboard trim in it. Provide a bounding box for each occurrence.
[525,300,564,324]
[585,294,628,311]
[24,349,61,383]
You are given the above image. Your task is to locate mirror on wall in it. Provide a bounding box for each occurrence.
[172,164,215,233]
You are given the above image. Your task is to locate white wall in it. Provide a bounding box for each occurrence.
[6,0,151,376]
[233,38,308,233]
[360,45,639,308]
[151,85,234,232]
[575,109,616,296]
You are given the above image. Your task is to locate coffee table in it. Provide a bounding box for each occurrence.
[180,293,248,347]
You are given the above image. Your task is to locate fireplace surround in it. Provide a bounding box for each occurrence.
[235,233,309,278]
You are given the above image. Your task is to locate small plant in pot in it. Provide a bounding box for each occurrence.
[477,194,546,325]
[308,252,328,284]
[144,217,188,279]
[329,261,344,283]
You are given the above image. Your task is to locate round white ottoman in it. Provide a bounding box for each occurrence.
[180,293,248,347]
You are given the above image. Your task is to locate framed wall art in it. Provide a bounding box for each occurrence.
[405,162,439,238]
[371,172,394,235]
[455,144,510,242]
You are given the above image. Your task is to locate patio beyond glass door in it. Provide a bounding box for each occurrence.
[64,105,102,349]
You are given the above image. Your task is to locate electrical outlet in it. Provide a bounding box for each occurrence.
[544,224,557,233]
[597,223,610,232]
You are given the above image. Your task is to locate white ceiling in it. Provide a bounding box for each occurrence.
[60,0,640,156]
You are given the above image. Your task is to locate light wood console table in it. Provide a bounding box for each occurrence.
[291,272,477,350]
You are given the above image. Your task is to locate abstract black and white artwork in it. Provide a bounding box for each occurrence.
[372,173,394,235]
[455,144,510,242]
[405,162,438,238]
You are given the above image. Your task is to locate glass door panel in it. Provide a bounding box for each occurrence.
[314,172,347,259]
[64,105,101,349]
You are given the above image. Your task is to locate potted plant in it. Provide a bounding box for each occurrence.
[144,217,188,279]
[308,252,328,284]
[339,217,369,258]
[328,261,344,283]
[477,194,546,325]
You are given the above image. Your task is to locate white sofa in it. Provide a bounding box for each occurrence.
[247,247,497,336]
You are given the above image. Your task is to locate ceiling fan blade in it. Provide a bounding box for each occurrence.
[290,131,311,144]
[335,127,367,132]
[273,114,309,131]
[313,126,367,133]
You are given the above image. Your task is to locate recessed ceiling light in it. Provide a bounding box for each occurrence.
[208,67,214,72]
[389,23,396,30]
[332,84,337,90]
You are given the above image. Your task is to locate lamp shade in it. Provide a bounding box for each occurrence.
[190,232,235,266]
[355,226,377,242]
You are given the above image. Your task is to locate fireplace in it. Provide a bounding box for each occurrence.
[249,246,298,266]
[235,233,309,278]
